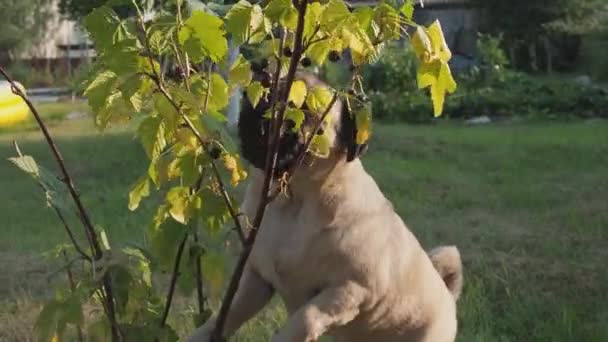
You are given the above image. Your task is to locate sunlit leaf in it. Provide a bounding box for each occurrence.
[308,133,331,158]
[84,70,117,112]
[264,0,298,30]
[166,187,192,224]
[128,175,150,211]
[285,108,305,132]
[137,116,166,160]
[400,0,415,21]
[225,1,265,44]
[354,104,372,144]
[178,11,228,62]
[83,6,121,51]
[306,85,333,114]
[321,0,351,32]
[288,80,307,108]
[246,81,267,108]
[229,54,252,89]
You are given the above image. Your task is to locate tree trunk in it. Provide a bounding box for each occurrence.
[541,35,552,74]
[508,44,517,69]
[528,39,538,72]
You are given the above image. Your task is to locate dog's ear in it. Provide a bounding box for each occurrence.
[340,97,369,162]
[428,246,463,301]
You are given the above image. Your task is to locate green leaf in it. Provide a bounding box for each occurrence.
[411,26,432,63]
[285,108,305,132]
[148,218,186,271]
[430,63,457,117]
[306,85,333,114]
[35,292,84,342]
[353,6,374,31]
[148,28,169,56]
[103,39,143,75]
[190,73,230,112]
[84,70,117,112]
[411,21,457,116]
[178,11,228,63]
[9,151,71,212]
[94,91,133,129]
[9,154,39,177]
[87,319,111,342]
[209,73,229,111]
[128,175,150,211]
[83,6,121,51]
[354,103,372,144]
[108,264,132,314]
[118,74,146,112]
[373,3,401,40]
[225,1,265,44]
[307,39,333,65]
[137,116,166,160]
[264,0,298,30]
[426,20,452,63]
[308,133,331,158]
[400,0,415,21]
[320,0,351,32]
[246,81,267,108]
[201,252,227,298]
[288,80,307,108]
[198,188,231,232]
[229,54,252,89]
[35,300,60,342]
[166,186,193,224]
[304,2,325,40]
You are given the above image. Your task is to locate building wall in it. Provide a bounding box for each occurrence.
[19,0,91,60]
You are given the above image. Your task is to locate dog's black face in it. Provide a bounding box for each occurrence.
[238,81,303,175]
[238,69,367,174]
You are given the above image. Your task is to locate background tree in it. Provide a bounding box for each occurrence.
[0,0,53,63]
[476,0,607,72]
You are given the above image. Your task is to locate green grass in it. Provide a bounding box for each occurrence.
[0,105,607,341]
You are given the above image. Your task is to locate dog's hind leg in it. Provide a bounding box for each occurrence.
[272,281,367,342]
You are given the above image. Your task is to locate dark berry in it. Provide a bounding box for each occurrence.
[284,120,296,131]
[283,47,293,57]
[251,61,263,73]
[300,57,312,67]
[347,89,356,96]
[328,50,341,62]
[316,127,325,135]
[209,147,222,160]
[259,72,272,87]
[259,58,269,69]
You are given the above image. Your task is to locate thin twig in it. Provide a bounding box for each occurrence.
[269,92,340,200]
[211,1,310,340]
[0,66,120,341]
[63,251,84,342]
[210,163,247,245]
[53,206,92,262]
[159,233,189,328]
[193,233,206,315]
[145,74,248,246]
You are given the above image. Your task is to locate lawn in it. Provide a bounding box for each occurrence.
[0,105,607,341]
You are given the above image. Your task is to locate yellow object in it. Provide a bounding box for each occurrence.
[0,82,29,127]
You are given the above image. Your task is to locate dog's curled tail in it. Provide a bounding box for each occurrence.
[428,246,463,301]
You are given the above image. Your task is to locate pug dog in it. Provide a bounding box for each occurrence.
[189,70,463,342]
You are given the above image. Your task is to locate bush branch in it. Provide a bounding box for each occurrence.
[211,0,310,340]
[160,233,189,328]
[0,65,121,341]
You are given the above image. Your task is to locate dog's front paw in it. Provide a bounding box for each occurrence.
[187,317,217,342]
